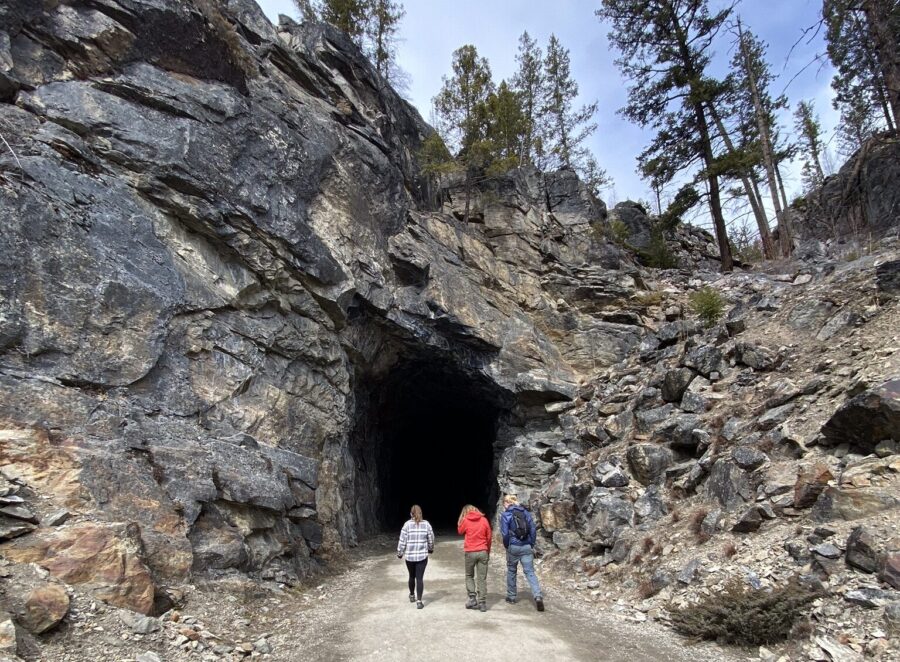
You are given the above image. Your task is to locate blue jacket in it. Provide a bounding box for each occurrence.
[501,505,536,548]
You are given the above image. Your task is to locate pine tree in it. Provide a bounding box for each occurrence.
[732,19,794,257]
[320,0,367,42]
[794,100,828,191]
[597,0,735,272]
[433,45,494,221]
[364,0,405,82]
[511,31,545,167]
[485,80,526,173]
[824,0,899,136]
[541,34,598,173]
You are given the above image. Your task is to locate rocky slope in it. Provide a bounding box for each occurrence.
[1,1,899,660]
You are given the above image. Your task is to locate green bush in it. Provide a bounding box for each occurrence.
[639,226,678,269]
[688,286,725,327]
[609,219,630,245]
[668,579,820,646]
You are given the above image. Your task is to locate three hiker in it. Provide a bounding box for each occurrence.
[396,504,434,609]
[397,496,544,613]
[457,504,492,612]
[500,494,544,611]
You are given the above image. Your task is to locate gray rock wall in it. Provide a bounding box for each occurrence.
[0,0,646,597]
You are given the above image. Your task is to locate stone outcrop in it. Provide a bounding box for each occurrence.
[795,135,900,244]
[0,0,650,606]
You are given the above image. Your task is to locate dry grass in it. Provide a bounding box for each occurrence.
[642,537,655,553]
[631,553,644,566]
[722,542,737,558]
[670,507,682,523]
[690,508,709,536]
[668,579,821,646]
[637,578,659,599]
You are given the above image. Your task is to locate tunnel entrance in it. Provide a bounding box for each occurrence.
[352,358,505,533]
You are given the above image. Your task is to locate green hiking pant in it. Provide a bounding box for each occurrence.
[465,550,490,604]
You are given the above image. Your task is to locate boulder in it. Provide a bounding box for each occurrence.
[845,526,881,573]
[626,444,673,486]
[0,618,15,656]
[595,464,629,488]
[19,584,70,634]
[552,531,582,552]
[844,588,896,609]
[876,259,900,300]
[757,403,796,431]
[882,554,900,590]
[5,522,156,614]
[731,446,768,471]
[682,345,727,378]
[705,460,752,510]
[794,463,834,508]
[731,506,764,533]
[538,501,575,533]
[820,378,900,453]
[633,485,667,524]
[661,368,695,403]
[734,342,778,371]
[812,486,900,521]
[677,558,702,585]
[583,493,633,546]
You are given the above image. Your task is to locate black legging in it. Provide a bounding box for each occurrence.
[406,558,428,600]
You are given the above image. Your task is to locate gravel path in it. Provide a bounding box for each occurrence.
[266,535,752,662]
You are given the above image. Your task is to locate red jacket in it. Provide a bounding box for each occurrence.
[458,511,492,553]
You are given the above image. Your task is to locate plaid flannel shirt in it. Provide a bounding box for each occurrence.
[397,519,434,562]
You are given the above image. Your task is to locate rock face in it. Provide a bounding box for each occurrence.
[796,136,900,243]
[0,0,648,595]
[820,379,900,453]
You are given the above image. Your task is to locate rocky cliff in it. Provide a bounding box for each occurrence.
[2,1,900,659]
[0,0,648,614]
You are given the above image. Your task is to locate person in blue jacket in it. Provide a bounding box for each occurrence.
[499,494,544,611]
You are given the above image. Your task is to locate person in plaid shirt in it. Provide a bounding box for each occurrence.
[397,504,435,609]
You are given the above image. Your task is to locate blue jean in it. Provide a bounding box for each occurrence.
[506,544,542,600]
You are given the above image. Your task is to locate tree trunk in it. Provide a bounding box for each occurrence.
[695,103,734,271]
[707,102,775,259]
[669,5,733,271]
[862,0,900,135]
[775,161,790,214]
[738,19,792,257]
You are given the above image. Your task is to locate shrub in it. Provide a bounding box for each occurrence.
[633,291,665,307]
[722,542,737,558]
[609,219,630,245]
[668,579,821,647]
[640,225,678,269]
[689,508,709,536]
[688,286,725,327]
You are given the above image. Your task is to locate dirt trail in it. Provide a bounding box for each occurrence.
[281,536,750,662]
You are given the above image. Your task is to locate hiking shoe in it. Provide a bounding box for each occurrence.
[409,594,415,603]
[535,597,544,612]
[479,603,487,612]
[417,601,424,610]
[505,597,517,604]
[465,597,478,609]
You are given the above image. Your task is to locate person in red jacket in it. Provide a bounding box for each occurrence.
[457,504,492,612]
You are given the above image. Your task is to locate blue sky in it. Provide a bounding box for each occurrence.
[257,0,839,232]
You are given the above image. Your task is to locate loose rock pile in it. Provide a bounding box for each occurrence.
[524,244,900,659]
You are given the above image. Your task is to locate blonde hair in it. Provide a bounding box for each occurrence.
[458,504,482,526]
[503,494,518,506]
[410,505,423,523]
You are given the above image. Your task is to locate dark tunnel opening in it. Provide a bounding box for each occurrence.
[354,358,504,533]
